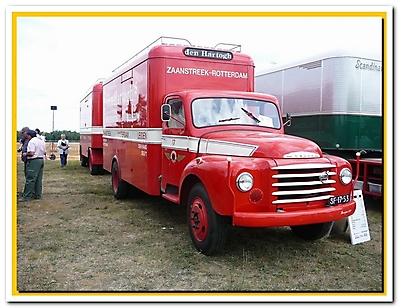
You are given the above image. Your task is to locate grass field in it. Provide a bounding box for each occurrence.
[14,154,386,299]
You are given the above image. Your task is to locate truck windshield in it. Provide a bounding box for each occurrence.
[192,98,281,129]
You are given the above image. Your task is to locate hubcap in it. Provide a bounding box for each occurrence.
[190,197,208,242]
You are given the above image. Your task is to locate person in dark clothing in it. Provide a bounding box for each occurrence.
[18,130,47,202]
[19,126,30,176]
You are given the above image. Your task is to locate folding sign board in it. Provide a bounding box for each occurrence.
[348,190,371,245]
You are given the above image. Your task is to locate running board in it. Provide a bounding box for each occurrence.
[162,193,179,204]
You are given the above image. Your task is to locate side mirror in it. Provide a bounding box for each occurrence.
[161,104,171,121]
[283,113,292,127]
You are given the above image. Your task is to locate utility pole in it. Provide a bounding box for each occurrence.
[50,106,57,160]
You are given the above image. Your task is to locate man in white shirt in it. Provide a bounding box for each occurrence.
[18,130,47,202]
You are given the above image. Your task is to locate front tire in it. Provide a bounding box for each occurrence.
[111,160,128,199]
[290,222,333,240]
[187,183,228,256]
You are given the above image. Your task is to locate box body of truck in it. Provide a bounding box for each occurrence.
[102,40,254,196]
[100,38,356,255]
[255,54,382,156]
[79,81,104,175]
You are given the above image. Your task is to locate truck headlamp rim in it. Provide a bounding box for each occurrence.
[236,172,254,192]
[340,168,352,185]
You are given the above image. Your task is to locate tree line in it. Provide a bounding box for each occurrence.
[17,130,80,142]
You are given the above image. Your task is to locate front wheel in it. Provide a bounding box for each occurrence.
[111,160,128,199]
[290,222,333,240]
[187,183,228,256]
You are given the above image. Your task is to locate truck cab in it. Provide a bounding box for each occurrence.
[160,90,356,255]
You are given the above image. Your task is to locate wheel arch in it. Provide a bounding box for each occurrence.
[111,155,121,174]
[180,159,234,216]
[180,174,202,207]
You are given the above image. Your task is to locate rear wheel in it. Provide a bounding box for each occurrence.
[111,160,128,199]
[290,222,333,240]
[89,149,103,175]
[187,183,228,256]
[81,157,88,167]
[80,147,88,167]
[91,164,103,175]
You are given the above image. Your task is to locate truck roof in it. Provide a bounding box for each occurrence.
[104,36,254,84]
[256,48,382,76]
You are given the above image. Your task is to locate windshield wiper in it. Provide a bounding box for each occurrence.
[218,117,240,123]
[241,107,260,123]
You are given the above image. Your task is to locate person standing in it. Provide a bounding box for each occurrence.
[35,128,48,160]
[18,126,30,176]
[18,130,47,202]
[35,128,46,142]
[57,134,70,166]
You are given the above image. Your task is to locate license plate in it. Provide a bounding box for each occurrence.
[329,194,350,206]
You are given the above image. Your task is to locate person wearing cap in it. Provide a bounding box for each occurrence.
[18,126,30,176]
[18,130,47,202]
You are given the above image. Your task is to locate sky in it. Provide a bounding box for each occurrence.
[12,8,385,133]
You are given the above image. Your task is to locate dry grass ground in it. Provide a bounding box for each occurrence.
[14,143,386,300]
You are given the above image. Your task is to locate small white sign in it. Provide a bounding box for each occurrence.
[348,190,371,245]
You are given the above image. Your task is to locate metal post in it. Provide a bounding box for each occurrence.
[50,106,57,160]
[51,109,55,153]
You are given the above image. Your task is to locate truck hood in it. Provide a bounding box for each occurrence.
[200,130,323,159]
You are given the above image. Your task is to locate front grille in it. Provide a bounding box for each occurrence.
[271,163,336,204]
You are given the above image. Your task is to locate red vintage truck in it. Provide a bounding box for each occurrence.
[86,37,356,255]
[79,80,104,175]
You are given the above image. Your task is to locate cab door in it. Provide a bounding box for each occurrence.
[161,97,189,193]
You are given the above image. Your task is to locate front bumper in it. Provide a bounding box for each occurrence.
[232,200,356,227]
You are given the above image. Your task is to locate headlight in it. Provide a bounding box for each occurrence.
[340,168,352,185]
[236,172,254,192]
